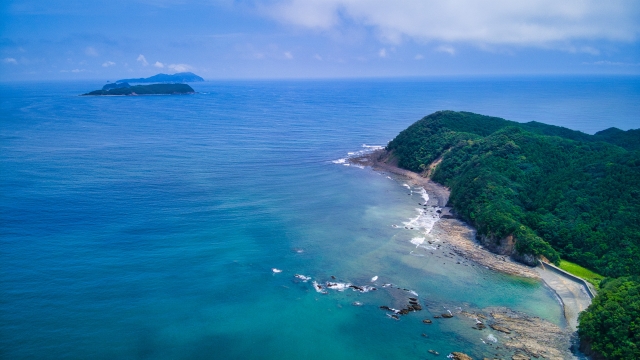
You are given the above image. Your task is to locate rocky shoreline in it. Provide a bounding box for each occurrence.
[349,149,580,359]
[351,150,540,279]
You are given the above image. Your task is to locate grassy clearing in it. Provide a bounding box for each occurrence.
[559,260,605,288]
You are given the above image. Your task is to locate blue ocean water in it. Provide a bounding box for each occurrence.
[1,77,638,359]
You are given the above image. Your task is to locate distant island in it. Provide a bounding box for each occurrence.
[382,111,640,359]
[82,83,195,96]
[82,72,203,96]
[114,72,204,84]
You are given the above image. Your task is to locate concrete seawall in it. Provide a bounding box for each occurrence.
[539,261,596,299]
[536,261,594,332]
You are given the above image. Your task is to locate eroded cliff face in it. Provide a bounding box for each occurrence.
[477,234,537,266]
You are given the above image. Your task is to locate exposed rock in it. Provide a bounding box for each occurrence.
[441,313,453,318]
[489,324,511,334]
[434,219,540,279]
[450,352,473,360]
[511,251,537,267]
[447,307,572,359]
[422,319,432,324]
[428,349,440,355]
[511,353,529,360]
[489,307,571,359]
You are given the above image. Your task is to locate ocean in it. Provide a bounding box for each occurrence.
[1,77,638,359]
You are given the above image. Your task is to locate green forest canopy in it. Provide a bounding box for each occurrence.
[386,110,640,359]
[387,111,640,276]
[578,276,640,359]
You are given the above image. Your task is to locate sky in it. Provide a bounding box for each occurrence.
[1,0,639,81]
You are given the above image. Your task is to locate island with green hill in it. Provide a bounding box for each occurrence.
[114,72,204,84]
[82,83,195,96]
[382,111,640,359]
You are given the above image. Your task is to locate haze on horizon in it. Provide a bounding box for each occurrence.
[1,0,639,81]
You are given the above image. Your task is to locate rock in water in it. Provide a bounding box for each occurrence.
[489,324,511,334]
[450,352,473,360]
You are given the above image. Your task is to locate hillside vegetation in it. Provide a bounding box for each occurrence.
[386,111,640,359]
[83,83,195,96]
[578,277,640,359]
[387,111,640,276]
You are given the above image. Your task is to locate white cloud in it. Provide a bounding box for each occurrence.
[378,48,387,57]
[154,61,164,68]
[168,63,192,72]
[263,0,640,47]
[137,54,149,66]
[102,61,116,67]
[3,57,18,64]
[284,51,293,59]
[435,45,456,55]
[414,54,424,60]
[85,47,99,57]
[566,46,600,55]
[71,69,85,73]
[585,60,640,66]
[579,47,600,55]
[313,54,323,60]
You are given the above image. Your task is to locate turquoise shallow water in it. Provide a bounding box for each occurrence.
[1,77,639,359]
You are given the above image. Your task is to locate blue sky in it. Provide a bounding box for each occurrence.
[1,0,639,80]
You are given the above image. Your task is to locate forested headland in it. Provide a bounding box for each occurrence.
[385,111,640,359]
[82,83,195,96]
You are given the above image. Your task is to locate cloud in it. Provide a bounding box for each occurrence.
[137,54,148,66]
[414,54,424,60]
[578,46,600,55]
[284,51,293,59]
[102,61,116,67]
[263,0,640,47]
[313,54,323,60]
[435,45,456,55]
[154,61,164,68]
[85,47,99,57]
[584,60,640,66]
[168,63,192,72]
[378,48,387,57]
[3,57,18,64]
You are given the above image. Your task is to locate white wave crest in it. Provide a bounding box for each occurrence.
[410,237,425,247]
[312,281,327,294]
